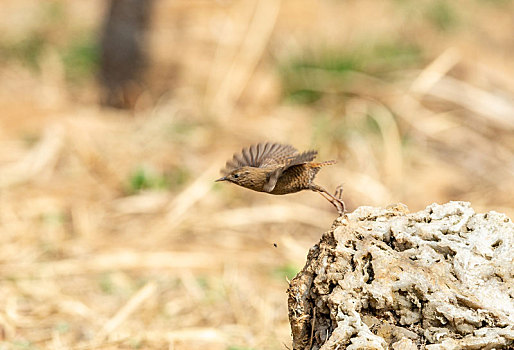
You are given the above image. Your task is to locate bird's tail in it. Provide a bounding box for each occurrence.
[310,160,336,168]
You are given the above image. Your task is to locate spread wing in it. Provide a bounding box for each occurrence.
[221,143,298,174]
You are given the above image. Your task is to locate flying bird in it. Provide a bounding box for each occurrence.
[216,142,345,214]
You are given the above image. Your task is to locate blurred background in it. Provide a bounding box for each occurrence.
[0,0,513,349]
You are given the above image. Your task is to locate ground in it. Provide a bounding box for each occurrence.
[0,0,513,349]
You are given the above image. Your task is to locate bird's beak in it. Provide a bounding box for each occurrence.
[215,176,227,182]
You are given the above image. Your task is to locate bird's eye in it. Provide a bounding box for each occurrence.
[233,174,239,179]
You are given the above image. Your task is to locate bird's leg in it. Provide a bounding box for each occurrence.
[310,183,346,214]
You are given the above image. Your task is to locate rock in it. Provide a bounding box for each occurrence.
[287,202,514,350]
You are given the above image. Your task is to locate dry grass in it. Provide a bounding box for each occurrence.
[0,0,513,349]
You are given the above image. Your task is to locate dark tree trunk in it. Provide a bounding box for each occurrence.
[99,0,153,109]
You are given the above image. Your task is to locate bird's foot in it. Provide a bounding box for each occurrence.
[335,198,346,216]
[333,184,346,215]
[334,184,344,200]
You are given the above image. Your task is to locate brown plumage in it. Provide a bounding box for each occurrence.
[216,142,345,214]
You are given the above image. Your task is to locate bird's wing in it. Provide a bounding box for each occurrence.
[255,143,299,167]
[221,142,302,175]
[263,149,318,193]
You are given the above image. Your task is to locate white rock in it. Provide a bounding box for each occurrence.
[288,202,514,349]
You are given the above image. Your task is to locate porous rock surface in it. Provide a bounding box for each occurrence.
[288,202,514,349]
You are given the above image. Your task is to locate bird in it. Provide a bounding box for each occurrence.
[216,142,345,214]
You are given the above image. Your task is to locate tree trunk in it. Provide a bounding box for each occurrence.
[99,0,153,109]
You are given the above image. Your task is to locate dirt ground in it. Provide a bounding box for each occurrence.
[0,1,513,349]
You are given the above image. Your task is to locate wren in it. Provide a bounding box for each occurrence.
[216,142,345,214]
